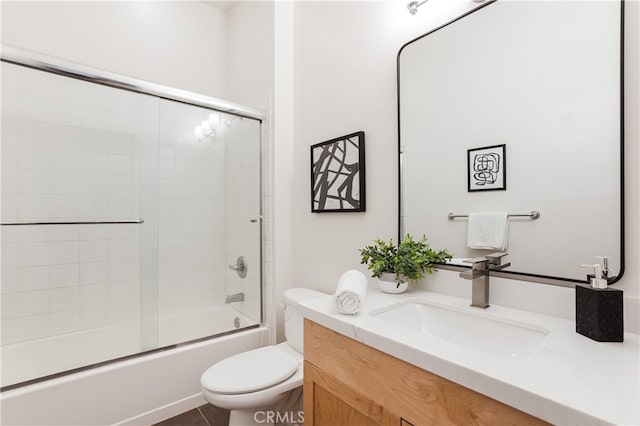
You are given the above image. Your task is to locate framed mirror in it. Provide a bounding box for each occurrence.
[398,0,624,285]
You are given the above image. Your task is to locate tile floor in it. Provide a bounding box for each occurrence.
[153,404,229,426]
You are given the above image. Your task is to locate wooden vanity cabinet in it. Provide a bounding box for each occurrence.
[303,319,547,426]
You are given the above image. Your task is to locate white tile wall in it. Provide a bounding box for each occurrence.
[1,62,144,345]
[50,287,79,311]
[50,309,80,335]
[224,116,262,325]
[0,62,266,353]
[155,100,229,320]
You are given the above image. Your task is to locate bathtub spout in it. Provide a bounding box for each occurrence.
[225,292,245,304]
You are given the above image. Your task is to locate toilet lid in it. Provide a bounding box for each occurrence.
[201,346,300,395]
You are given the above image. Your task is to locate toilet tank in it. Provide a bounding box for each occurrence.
[283,288,326,353]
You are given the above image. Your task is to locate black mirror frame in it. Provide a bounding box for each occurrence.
[396,0,625,287]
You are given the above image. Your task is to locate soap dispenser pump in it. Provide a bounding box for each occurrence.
[579,263,608,289]
[586,256,611,283]
[575,259,623,342]
[597,256,610,279]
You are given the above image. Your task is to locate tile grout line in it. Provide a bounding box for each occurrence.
[197,407,211,426]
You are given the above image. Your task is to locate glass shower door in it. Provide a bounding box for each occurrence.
[1,58,262,388]
[154,99,262,347]
[0,61,156,386]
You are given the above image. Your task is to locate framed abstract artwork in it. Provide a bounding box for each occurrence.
[311,131,365,212]
[467,144,506,192]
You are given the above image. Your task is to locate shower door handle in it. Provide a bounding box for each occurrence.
[228,256,247,278]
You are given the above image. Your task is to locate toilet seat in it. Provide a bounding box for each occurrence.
[201,345,300,395]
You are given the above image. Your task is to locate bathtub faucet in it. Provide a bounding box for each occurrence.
[225,292,245,304]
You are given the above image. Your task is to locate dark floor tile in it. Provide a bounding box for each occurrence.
[199,404,230,426]
[153,408,210,426]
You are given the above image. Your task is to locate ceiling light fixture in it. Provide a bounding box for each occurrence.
[408,0,485,16]
[407,0,428,15]
[194,113,221,142]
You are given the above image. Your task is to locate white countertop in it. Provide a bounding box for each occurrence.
[298,285,640,425]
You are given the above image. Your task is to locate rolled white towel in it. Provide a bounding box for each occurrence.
[335,270,368,315]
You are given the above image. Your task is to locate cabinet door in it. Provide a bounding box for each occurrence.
[305,320,548,426]
[304,361,401,426]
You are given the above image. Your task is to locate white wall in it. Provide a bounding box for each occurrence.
[226,1,274,112]
[271,1,295,343]
[291,0,495,293]
[290,0,640,332]
[1,1,228,98]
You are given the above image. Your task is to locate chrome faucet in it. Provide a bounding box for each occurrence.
[225,292,245,304]
[460,252,510,309]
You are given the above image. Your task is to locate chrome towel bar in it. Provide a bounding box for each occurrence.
[447,211,540,220]
[1,218,144,226]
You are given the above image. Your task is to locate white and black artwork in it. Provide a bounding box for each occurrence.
[467,144,506,192]
[311,131,365,212]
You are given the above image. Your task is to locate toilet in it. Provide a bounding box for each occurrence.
[201,288,325,426]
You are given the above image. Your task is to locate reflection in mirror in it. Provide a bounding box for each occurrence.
[398,0,623,284]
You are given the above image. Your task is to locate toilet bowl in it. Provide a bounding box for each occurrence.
[200,288,325,426]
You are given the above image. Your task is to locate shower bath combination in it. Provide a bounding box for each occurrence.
[0,45,265,393]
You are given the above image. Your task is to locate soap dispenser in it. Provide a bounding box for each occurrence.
[575,259,623,342]
[586,256,611,283]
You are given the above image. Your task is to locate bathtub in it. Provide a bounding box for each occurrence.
[158,305,256,347]
[0,306,268,426]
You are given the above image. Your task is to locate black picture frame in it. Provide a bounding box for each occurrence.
[311,131,365,212]
[467,144,506,192]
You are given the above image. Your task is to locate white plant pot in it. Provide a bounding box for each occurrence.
[377,273,409,294]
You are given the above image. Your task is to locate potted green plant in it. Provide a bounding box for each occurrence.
[359,234,453,293]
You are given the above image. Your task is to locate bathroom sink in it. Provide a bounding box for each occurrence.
[370,299,549,360]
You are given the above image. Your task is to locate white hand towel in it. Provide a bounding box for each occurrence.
[335,270,367,315]
[467,212,509,250]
